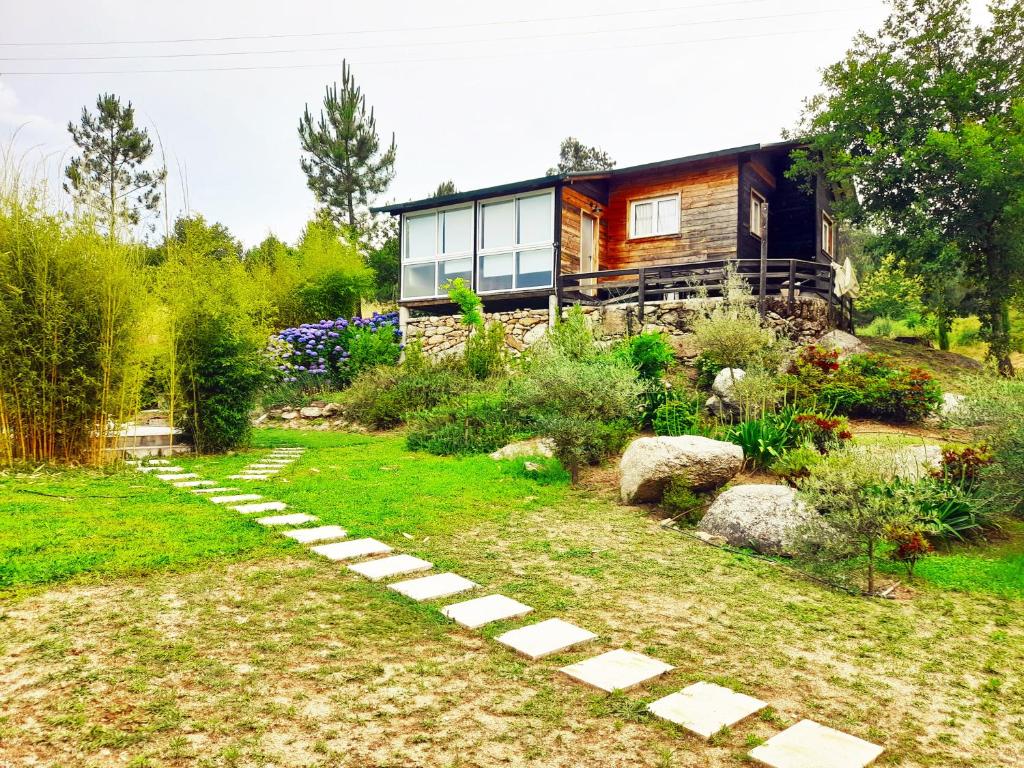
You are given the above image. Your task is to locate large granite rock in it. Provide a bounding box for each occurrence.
[816,329,868,359]
[620,436,743,503]
[697,484,814,555]
[489,438,555,461]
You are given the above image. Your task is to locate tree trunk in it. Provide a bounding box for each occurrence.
[986,245,1015,377]
[866,538,875,595]
[936,306,951,351]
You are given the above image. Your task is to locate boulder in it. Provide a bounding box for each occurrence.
[816,329,868,359]
[712,368,745,400]
[523,323,549,346]
[890,444,942,481]
[280,410,299,421]
[940,392,966,420]
[619,436,743,503]
[489,437,555,461]
[299,406,323,419]
[698,484,814,555]
[321,402,342,417]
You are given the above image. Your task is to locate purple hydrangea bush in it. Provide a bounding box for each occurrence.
[268,311,402,388]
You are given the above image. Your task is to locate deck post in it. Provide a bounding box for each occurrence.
[637,267,646,324]
[548,293,558,328]
[787,259,796,312]
[758,204,768,316]
[827,264,836,324]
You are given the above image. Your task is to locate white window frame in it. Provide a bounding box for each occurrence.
[750,190,766,238]
[401,203,474,299]
[627,193,681,239]
[821,211,835,258]
[476,189,555,294]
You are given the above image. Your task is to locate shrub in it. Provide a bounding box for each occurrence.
[771,446,822,485]
[178,312,270,453]
[499,456,570,485]
[885,522,933,578]
[653,396,707,437]
[546,304,598,361]
[731,367,787,419]
[464,321,508,380]
[793,413,852,453]
[406,387,529,455]
[615,332,675,381]
[725,406,809,469]
[930,443,993,487]
[661,480,705,524]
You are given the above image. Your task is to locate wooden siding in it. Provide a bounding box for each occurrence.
[600,160,739,271]
[560,186,607,275]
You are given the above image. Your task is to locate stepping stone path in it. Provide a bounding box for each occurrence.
[349,554,432,581]
[389,572,477,602]
[648,682,767,739]
[496,618,597,660]
[559,649,674,693]
[210,494,262,504]
[748,720,884,768]
[232,501,287,514]
[256,513,317,526]
[154,443,881,767]
[282,525,347,544]
[311,538,392,561]
[441,594,532,629]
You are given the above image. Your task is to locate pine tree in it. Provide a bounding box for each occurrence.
[431,180,458,198]
[546,137,615,175]
[64,93,166,238]
[298,60,397,230]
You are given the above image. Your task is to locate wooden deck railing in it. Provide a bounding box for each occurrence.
[556,257,854,332]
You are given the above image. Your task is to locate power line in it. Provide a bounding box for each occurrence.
[0,25,850,76]
[0,6,862,62]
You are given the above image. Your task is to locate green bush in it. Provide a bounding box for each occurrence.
[770,446,822,485]
[406,387,529,455]
[652,396,707,437]
[726,408,805,469]
[546,304,598,360]
[178,312,270,453]
[499,456,571,485]
[661,480,706,524]
[465,321,508,380]
[615,332,675,381]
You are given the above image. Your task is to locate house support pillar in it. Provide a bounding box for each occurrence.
[548,293,558,327]
[398,305,410,360]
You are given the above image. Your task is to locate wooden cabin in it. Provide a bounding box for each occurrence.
[373,141,845,321]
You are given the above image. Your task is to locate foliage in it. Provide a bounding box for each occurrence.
[464,321,508,381]
[365,233,399,303]
[885,477,992,543]
[431,180,458,197]
[498,455,570,485]
[770,446,822,486]
[661,480,706,525]
[730,367,787,419]
[726,407,806,470]
[298,59,397,229]
[857,254,927,321]
[0,164,148,464]
[789,0,1024,375]
[546,304,598,361]
[406,387,528,455]
[269,311,401,389]
[796,449,906,594]
[931,443,994,487]
[169,214,243,261]
[793,413,852,453]
[652,396,707,437]
[885,522,934,578]
[545,136,616,175]
[445,277,484,328]
[614,332,675,381]
[63,92,166,236]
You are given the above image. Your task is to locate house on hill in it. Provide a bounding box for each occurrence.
[372,141,852,356]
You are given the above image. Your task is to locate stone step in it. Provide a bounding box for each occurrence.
[647,682,767,739]
[232,501,287,514]
[157,472,198,481]
[388,572,478,602]
[441,594,533,629]
[255,513,318,526]
[349,554,433,581]
[210,494,262,504]
[172,480,217,488]
[191,487,239,494]
[495,618,598,660]
[559,649,673,693]
[748,719,883,768]
[227,474,274,481]
[137,466,183,474]
[310,538,392,561]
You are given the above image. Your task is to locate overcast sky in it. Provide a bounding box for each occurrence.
[0,0,985,247]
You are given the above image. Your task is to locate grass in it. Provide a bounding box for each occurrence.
[1,428,1022,767]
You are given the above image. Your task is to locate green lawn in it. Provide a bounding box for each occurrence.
[1,429,1022,767]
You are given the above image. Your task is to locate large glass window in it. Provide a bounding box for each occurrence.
[401,205,473,299]
[477,191,553,293]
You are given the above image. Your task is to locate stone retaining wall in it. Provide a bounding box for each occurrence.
[404,295,833,358]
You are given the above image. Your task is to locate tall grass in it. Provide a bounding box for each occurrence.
[0,153,148,464]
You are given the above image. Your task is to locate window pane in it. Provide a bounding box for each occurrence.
[517,193,552,245]
[633,202,653,237]
[656,198,679,234]
[438,257,472,293]
[481,200,514,249]
[479,252,513,292]
[405,213,436,261]
[516,248,553,288]
[403,262,435,298]
[441,207,472,254]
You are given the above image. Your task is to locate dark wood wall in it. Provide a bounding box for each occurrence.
[560,186,608,275]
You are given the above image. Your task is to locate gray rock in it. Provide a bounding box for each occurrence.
[712,368,746,401]
[321,402,342,417]
[620,436,743,503]
[940,392,965,419]
[698,484,814,555]
[490,438,555,461]
[299,406,323,419]
[816,329,868,359]
[280,410,299,421]
[523,323,549,346]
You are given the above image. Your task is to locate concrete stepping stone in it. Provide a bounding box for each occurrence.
[648,682,767,738]
[310,538,392,561]
[262,459,295,465]
[559,649,673,693]
[157,472,197,481]
[255,513,318,526]
[748,720,883,768]
[348,554,432,581]
[282,525,347,544]
[495,618,598,660]
[389,572,478,602]
[210,493,262,504]
[137,466,182,473]
[441,594,533,629]
[227,474,273,481]
[191,487,238,494]
[232,501,287,514]
[248,464,285,469]
[172,480,217,488]
[146,459,172,466]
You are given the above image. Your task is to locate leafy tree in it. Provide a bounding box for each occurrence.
[64,93,166,237]
[298,59,397,229]
[789,0,1024,375]
[365,235,399,303]
[431,180,458,197]
[244,235,293,268]
[169,214,243,261]
[546,137,615,175]
[857,254,927,321]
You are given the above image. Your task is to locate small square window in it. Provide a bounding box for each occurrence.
[629,194,680,238]
[750,191,766,238]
